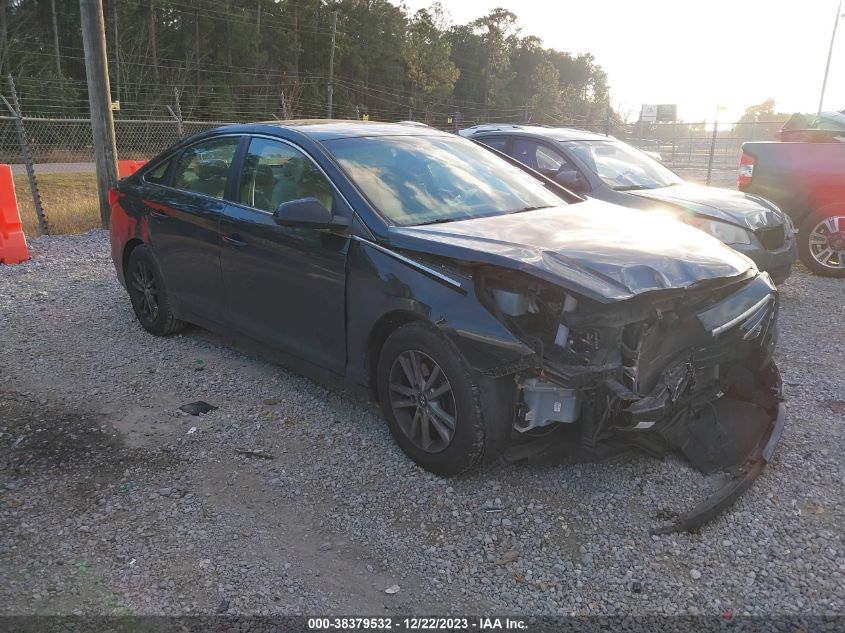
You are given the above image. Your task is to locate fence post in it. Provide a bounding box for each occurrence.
[706,119,718,186]
[2,75,48,235]
[167,87,183,139]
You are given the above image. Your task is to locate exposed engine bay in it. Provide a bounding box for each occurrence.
[476,268,785,532]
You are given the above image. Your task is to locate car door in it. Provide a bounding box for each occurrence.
[144,135,241,324]
[220,136,350,374]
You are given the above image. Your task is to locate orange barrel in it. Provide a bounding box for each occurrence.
[117,159,148,179]
[0,164,29,265]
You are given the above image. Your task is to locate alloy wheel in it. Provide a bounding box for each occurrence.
[808,215,845,270]
[388,350,457,453]
[130,260,160,322]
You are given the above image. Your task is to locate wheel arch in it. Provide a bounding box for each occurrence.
[365,310,427,396]
[122,238,145,280]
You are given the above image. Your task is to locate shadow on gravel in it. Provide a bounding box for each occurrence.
[0,387,173,492]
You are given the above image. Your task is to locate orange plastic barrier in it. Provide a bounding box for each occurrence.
[0,164,29,265]
[117,159,148,178]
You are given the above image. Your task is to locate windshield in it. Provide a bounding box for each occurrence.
[324,135,565,226]
[566,140,683,190]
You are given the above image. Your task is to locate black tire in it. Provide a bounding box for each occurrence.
[126,245,187,336]
[376,322,491,476]
[798,207,845,278]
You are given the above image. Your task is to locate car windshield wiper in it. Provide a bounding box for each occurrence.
[614,184,660,191]
[507,205,552,214]
[414,216,464,226]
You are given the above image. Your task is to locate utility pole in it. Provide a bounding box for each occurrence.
[112,0,120,105]
[254,0,262,74]
[706,105,722,186]
[79,0,118,229]
[194,0,200,86]
[819,0,844,114]
[0,0,8,76]
[50,0,64,95]
[327,8,337,118]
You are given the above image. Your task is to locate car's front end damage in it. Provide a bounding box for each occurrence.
[381,202,786,531]
[475,267,784,532]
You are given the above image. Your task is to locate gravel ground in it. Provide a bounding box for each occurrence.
[0,230,843,617]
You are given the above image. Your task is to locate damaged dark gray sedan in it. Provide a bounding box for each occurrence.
[110,121,785,532]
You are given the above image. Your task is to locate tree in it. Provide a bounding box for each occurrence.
[736,98,792,139]
[739,98,782,123]
[2,0,617,125]
[472,7,519,117]
[529,60,559,124]
[403,4,458,121]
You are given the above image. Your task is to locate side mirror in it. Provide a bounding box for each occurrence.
[273,197,342,229]
[555,168,588,193]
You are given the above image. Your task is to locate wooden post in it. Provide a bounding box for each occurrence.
[327,9,337,118]
[112,0,120,105]
[79,0,118,229]
[50,0,64,95]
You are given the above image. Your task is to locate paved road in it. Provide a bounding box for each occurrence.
[9,162,95,175]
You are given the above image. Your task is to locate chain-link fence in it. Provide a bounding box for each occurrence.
[3,114,784,236]
[0,116,234,165]
[2,115,239,235]
[578,119,785,188]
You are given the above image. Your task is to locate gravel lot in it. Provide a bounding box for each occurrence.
[1,230,843,617]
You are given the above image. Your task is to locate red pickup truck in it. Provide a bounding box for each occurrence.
[739,139,845,277]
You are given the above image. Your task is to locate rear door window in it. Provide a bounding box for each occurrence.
[172,136,240,199]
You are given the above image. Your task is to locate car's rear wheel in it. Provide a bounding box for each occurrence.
[126,245,187,336]
[799,208,845,278]
[376,322,489,476]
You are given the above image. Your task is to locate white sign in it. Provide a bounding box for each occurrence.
[640,104,658,122]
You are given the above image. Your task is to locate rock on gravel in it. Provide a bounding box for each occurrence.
[1,230,843,617]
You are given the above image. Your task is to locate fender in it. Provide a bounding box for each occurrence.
[344,238,535,388]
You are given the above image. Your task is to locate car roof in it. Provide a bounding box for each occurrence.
[459,124,613,142]
[212,119,454,142]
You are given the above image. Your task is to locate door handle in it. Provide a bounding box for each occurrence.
[148,209,169,220]
[222,234,248,248]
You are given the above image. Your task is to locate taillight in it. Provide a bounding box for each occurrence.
[738,153,755,190]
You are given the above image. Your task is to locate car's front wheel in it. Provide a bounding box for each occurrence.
[126,245,187,336]
[798,207,845,278]
[376,322,489,476]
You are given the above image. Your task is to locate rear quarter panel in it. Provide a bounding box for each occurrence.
[109,178,150,287]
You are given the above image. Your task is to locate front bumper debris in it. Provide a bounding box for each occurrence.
[495,269,785,532]
[504,360,785,533]
[652,398,785,534]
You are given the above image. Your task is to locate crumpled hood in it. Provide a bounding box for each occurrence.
[387,200,755,302]
[628,183,785,231]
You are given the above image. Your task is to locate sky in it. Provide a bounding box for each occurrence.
[394,0,845,123]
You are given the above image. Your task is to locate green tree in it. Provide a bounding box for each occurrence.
[2,0,618,126]
[736,98,792,139]
[471,7,519,117]
[403,3,459,121]
[529,60,559,124]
